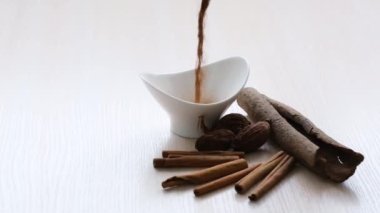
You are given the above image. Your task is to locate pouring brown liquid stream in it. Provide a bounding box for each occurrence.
[195,0,210,103]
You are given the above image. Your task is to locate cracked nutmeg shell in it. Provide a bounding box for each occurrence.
[213,113,251,134]
[195,129,235,151]
[233,121,270,153]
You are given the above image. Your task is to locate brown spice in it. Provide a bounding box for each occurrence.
[196,129,235,151]
[194,164,261,196]
[153,155,239,168]
[166,154,239,159]
[162,159,247,188]
[235,151,285,194]
[233,121,270,153]
[249,156,295,201]
[162,150,245,158]
[214,113,251,134]
[237,87,364,182]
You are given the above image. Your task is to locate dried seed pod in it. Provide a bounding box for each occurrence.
[233,121,270,153]
[196,129,235,151]
[214,113,251,134]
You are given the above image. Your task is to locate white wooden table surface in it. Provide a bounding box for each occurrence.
[0,0,379,212]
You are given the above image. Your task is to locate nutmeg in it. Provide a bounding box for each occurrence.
[214,113,251,134]
[232,121,270,153]
[195,129,235,151]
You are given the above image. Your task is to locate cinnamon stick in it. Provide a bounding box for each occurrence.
[154,155,239,168]
[237,87,364,182]
[194,164,261,196]
[166,154,240,159]
[162,150,245,158]
[235,151,285,194]
[162,159,248,188]
[249,156,295,201]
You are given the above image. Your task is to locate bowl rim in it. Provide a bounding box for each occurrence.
[139,56,250,106]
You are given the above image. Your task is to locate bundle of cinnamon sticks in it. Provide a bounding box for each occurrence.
[154,150,294,200]
[153,89,364,202]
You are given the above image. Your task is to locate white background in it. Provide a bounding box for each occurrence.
[0,0,379,212]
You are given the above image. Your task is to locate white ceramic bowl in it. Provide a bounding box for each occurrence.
[140,56,250,138]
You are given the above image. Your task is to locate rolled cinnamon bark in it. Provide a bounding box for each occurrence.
[162,150,245,158]
[162,159,248,188]
[154,155,239,168]
[262,155,292,181]
[235,151,285,194]
[166,154,240,159]
[249,156,295,201]
[194,164,261,196]
[237,88,364,182]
